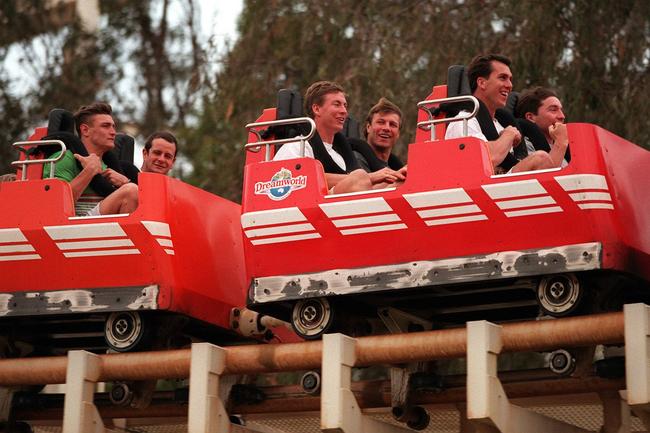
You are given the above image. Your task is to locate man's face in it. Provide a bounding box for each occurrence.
[476,61,513,111]
[366,111,400,152]
[313,91,348,136]
[526,96,565,134]
[142,138,176,175]
[82,114,116,151]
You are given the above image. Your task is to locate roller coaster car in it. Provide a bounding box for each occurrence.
[242,85,650,340]
[0,126,258,355]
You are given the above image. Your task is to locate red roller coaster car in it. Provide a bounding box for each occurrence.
[242,83,650,340]
[0,125,261,355]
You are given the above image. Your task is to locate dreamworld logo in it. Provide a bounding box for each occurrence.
[254,168,307,201]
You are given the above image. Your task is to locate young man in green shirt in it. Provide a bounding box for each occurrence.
[44,102,138,216]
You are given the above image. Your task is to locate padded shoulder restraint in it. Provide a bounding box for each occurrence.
[348,138,403,172]
[515,118,572,162]
[310,132,359,174]
[43,131,126,198]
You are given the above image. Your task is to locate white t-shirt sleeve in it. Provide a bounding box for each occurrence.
[444,113,487,141]
[273,141,315,161]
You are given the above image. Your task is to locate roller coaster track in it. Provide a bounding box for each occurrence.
[3,304,650,433]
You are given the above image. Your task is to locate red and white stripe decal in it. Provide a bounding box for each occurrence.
[403,188,487,226]
[241,207,321,245]
[483,179,562,218]
[142,221,175,255]
[319,197,406,235]
[0,228,40,262]
[555,174,614,210]
[45,223,140,258]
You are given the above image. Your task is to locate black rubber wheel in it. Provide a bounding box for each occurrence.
[291,298,335,340]
[104,311,150,352]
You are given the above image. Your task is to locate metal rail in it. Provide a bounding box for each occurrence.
[244,117,316,161]
[0,311,624,385]
[11,140,67,180]
[417,95,479,141]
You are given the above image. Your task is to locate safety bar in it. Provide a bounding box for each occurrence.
[245,117,316,162]
[11,140,67,181]
[417,95,480,141]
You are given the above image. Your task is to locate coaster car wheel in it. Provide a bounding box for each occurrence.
[105,311,149,352]
[537,273,582,317]
[291,298,334,340]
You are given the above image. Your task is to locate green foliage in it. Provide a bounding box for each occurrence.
[1,0,648,199]
[188,0,649,201]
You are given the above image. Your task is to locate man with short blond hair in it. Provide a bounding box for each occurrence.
[273,81,372,194]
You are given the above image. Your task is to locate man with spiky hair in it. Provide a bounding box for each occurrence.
[44,102,138,216]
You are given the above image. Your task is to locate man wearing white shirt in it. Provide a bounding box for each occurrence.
[273,81,372,194]
[445,54,555,174]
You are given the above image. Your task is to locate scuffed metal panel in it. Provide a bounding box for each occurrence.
[251,243,602,303]
[0,285,158,317]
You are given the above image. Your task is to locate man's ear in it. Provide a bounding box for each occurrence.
[365,122,371,135]
[79,123,89,137]
[525,112,535,122]
[312,103,321,117]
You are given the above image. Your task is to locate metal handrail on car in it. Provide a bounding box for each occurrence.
[245,117,316,162]
[11,140,67,181]
[417,95,480,141]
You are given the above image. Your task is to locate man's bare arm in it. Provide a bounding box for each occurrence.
[487,126,521,168]
[548,123,569,167]
[70,154,102,201]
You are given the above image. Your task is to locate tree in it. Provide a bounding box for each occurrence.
[186,0,649,201]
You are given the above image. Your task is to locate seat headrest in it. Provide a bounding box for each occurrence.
[114,133,135,163]
[506,91,519,117]
[447,65,471,97]
[277,88,303,119]
[47,109,76,134]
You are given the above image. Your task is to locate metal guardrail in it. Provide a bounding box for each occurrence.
[417,95,480,141]
[11,140,67,180]
[245,117,316,161]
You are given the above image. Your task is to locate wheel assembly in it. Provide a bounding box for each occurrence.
[109,382,134,406]
[105,311,147,352]
[549,349,576,376]
[537,273,582,316]
[291,298,334,340]
[300,371,321,395]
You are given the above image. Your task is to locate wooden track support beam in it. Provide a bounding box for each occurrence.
[187,342,269,433]
[466,321,591,433]
[62,350,104,433]
[624,303,650,430]
[321,334,414,433]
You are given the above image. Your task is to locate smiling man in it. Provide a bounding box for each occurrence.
[273,81,372,194]
[141,131,177,175]
[445,54,555,173]
[43,102,138,216]
[350,97,406,185]
[516,87,569,168]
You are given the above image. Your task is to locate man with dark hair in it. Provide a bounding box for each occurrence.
[516,87,569,168]
[273,81,372,194]
[43,102,138,216]
[445,54,555,173]
[351,97,406,185]
[141,130,177,175]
